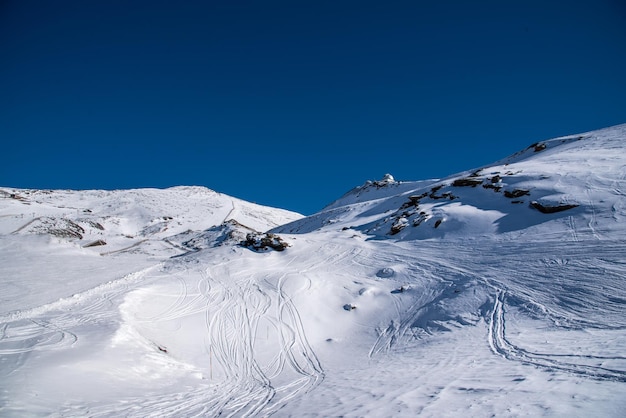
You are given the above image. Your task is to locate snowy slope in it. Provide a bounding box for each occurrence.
[1,125,626,417]
[0,186,302,313]
[275,124,626,242]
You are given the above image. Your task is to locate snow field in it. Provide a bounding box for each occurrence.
[5,233,625,416]
[1,124,626,416]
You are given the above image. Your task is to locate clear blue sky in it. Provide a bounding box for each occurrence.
[2,1,625,214]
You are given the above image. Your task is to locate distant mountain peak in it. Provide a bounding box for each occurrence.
[379,173,395,183]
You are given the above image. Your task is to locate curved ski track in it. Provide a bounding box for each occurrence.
[188,261,325,416]
[365,240,626,384]
[3,233,625,414]
[0,266,161,379]
[489,290,626,383]
[79,252,328,417]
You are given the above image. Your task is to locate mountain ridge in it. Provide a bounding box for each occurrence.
[274,123,626,242]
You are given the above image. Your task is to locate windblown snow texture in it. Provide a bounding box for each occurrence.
[1,125,626,416]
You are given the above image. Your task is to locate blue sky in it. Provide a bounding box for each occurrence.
[1,1,625,215]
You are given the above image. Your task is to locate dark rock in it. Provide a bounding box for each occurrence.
[504,189,530,198]
[376,267,395,278]
[410,193,428,203]
[429,185,455,200]
[530,142,547,152]
[242,232,289,252]
[452,178,483,187]
[483,184,502,192]
[390,217,408,235]
[530,201,578,214]
[83,239,107,248]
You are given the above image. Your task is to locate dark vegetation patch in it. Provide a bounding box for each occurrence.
[530,201,578,214]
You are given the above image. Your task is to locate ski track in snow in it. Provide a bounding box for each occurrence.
[489,290,626,383]
[2,126,626,416]
[56,253,327,417]
[110,243,367,417]
[0,266,161,381]
[1,235,625,415]
[364,239,626,385]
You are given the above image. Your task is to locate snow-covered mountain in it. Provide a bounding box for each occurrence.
[0,186,302,314]
[1,125,625,417]
[275,124,626,241]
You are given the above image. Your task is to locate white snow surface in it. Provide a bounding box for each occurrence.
[1,125,626,417]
